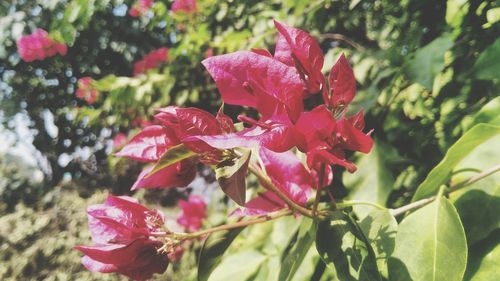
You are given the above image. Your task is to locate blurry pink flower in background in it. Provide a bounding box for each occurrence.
[133,47,169,75]
[172,0,197,14]
[75,77,99,104]
[177,195,206,232]
[112,133,128,149]
[129,0,154,17]
[17,28,67,62]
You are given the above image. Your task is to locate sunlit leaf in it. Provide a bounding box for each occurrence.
[147,143,197,176]
[389,196,467,281]
[412,123,500,201]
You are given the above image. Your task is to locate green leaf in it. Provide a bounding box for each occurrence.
[412,123,500,201]
[344,141,400,218]
[473,38,500,80]
[450,134,500,244]
[469,96,500,128]
[198,227,245,281]
[278,218,315,281]
[359,209,398,278]
[389,196,467,281]
[215,148,251,206]
[316,211,382,281]
[208,250,267,281]
[404,34,453,90]
[464,231,500,281]
[147,144,197,176]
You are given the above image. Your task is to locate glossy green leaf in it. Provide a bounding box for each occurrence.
[412,123,500,201]
[147,144,197,176]
[208,250,267,281]
[198,227,245,281]
[278,218,315,281]
[215,148,251,206]
[389,196,467,281]
[464,231,500,281]
[473,37,500,80]
[359,209,398,278]
[404,35,453,90]
[316,211,382,281]
[344,141,400,218]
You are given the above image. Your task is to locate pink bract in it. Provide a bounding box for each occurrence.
[171,0,197,14]
[133,48,169,75]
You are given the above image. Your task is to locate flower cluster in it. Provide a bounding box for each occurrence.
[74,195,168,280]
[16,28,67,62]
[129,0,154,17]
[75,77,99,104]
[78,20,373,280]
[133,47,169,76]
[172,0,197,14]
[194,20,373,183]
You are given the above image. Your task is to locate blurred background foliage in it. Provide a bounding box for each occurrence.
[0,0,499,280]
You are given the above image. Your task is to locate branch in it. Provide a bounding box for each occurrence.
[248,164,315,218]
[390,163,500,217]
[157,209,293,240]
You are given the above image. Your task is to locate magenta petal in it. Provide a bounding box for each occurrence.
[259,147,313,204]
[81,255,118,273]
[115,125,179,162]
[202,51,304,120]
[185,124,296,153]
[273,20,325,94]
[74,240,145,266]
[294,105,337,152]
[328,54,356,110]
[337,118,373,154]
[231,191,285,217]
[131,162,196,190]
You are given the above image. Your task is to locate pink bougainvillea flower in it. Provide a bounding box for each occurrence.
[177,195,206,232]
[112,133,128,149]
[129,0,154,17]
[75,195,168,280]
[171,0,197,14]
[117,106,235,190]
[17,28,67,62]
[273,20,325,95]
[76,77,99,104]
[233,148,313,216]
[133,47,169,76]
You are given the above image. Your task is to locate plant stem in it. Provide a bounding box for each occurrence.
[312,163,326,217]
[390,163,500,217]
[337,200,387,210]
[248,164,315,218]
[175,209,292,239]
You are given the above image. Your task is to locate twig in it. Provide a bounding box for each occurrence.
[390,164,500,217]
[320,33,366,51]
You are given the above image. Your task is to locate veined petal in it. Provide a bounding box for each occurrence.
[131,161,196,190]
